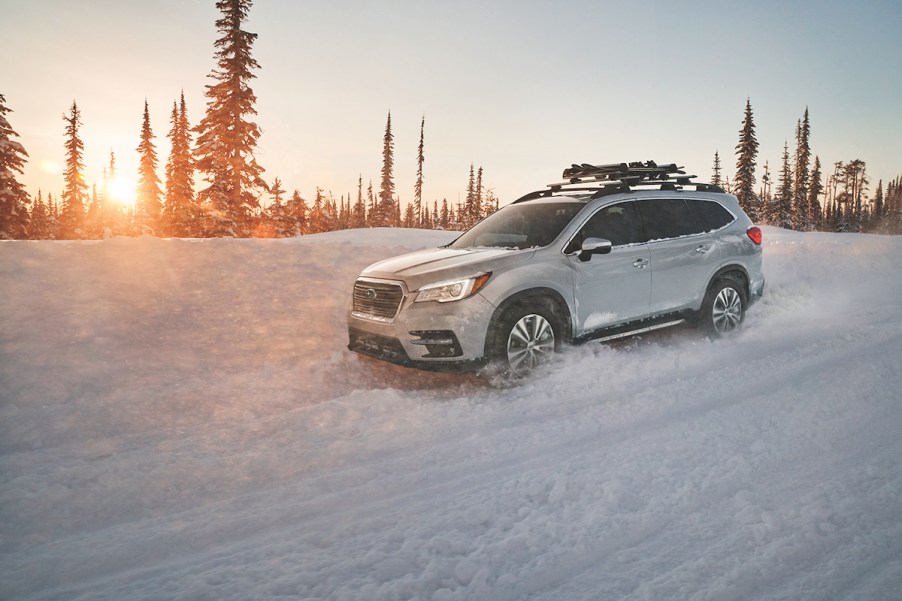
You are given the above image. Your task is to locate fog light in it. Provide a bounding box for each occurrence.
[409,330,463,358]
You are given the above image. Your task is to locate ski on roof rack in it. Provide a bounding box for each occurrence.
[561,160,685,183]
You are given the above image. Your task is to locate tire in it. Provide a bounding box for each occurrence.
[490,300,561,377]
[700,277,746,337]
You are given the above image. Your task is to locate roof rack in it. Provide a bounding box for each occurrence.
[511,160,725,204]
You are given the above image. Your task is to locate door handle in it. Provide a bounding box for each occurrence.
[695,245,711,254]
[633,258,649,269]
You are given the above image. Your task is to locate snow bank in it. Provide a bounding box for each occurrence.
[1,227,900,600]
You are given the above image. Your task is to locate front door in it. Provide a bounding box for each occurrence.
[566,202,651,335]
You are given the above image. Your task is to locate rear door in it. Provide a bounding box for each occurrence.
[638,198,720,314]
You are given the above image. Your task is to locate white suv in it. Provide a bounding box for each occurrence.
[348,162,764,376]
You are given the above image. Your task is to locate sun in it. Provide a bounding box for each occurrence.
[107,176,137,207]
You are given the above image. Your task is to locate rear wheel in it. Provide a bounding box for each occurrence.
[701,277,746,336]
[491,301,561,377]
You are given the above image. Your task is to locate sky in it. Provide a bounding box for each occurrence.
[1,0,900,209]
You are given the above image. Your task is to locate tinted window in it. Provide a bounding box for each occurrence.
[638,198,699,241]
[449,202,583,249]
[690,200,735,232]
[568,202,641,252]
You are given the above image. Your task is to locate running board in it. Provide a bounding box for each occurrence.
[595,319,687,343]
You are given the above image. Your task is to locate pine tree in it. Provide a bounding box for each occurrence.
[258,176,286,237]
[307,187,327,233]
[476,166,484,220]
[440,198,450,229]
[59,101,88,239]
[807,156,824,230]
[194,0,267,237]
[842,160,868,232]
[0,93,31,239]
[414,115,425,228]
[776,142,794,229]
[164,92,196,236]
[464,163,476,228]
[84,183,102,238]
[352,175,366,228]
[135,100,163,234]
[888,176,902,234]
[29,190,52,239]
[375,111,396,227]
[734,98,759,221]
[711,150,722,188]
[792,108,811,230]
[285,189,307,235]
[758,161,773,224]
[366,180,375,225]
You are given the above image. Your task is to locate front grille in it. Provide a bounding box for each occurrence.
[352,279,404,320]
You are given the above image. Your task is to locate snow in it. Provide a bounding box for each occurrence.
[1,227,901,601]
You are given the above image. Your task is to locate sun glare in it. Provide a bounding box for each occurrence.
[108,176,137,207]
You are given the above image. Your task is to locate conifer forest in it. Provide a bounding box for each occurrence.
[1,0,899,241]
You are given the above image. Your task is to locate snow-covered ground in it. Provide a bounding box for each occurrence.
[1,227,900,601]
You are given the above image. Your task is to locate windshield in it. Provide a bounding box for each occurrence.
[449,202,584,250]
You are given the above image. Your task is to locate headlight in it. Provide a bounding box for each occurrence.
[414,273,492,303]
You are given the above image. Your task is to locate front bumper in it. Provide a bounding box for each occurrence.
[347,289,497,371]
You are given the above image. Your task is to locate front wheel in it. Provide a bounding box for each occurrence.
[491,302,561,377]
[700,278,746,336]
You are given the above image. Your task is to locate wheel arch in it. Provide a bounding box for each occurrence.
[484,287,573,357]
[707,264,750,297]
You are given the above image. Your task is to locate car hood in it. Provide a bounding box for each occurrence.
[360,246,535,290]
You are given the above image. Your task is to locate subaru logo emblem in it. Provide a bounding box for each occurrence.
[365,288,378,301]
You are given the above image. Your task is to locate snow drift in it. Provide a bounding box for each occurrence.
[1,227,900,600]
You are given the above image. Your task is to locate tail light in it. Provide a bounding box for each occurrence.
[746,226,762,245]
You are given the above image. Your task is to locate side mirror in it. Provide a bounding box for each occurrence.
[579,237,612,261]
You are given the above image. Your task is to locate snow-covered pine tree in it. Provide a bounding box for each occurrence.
[164,92,196,237]
[58,101,88,239]
[792,108,811,230]
[0,93,31,239]
[414,115,425,228]
[194,0,267,237]
[136,100,163,235]
[734,98,759,222]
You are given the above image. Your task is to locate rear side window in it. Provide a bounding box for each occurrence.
[638,198,698,241]
[690,200,735,232]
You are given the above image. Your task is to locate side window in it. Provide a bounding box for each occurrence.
[571,202,641,250]
[690,200,735,232]
[639,198,699,241]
